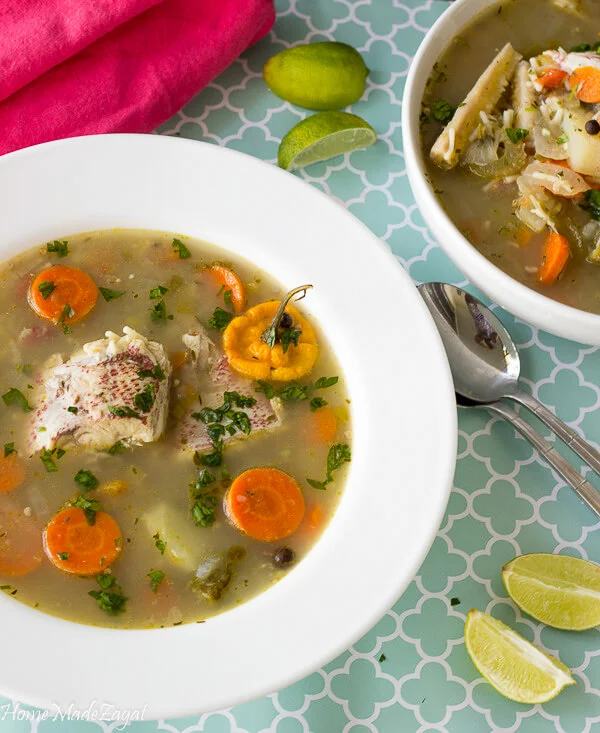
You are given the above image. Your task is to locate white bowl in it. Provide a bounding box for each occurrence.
[402,0,600,345]
[0,134,456,718]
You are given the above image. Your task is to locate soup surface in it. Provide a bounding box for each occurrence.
[0,230,351,628]
[421,0,600,313]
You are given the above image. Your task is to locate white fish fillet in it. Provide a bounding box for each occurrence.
[431,43,522,169]
[177,332,282,453]
[27,327,171,454]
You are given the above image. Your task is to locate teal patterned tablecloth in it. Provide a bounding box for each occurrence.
[4,0,600,731]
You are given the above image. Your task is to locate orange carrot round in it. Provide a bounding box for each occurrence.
[0,499,43,576]
[207,265,246,313]
[224,468,305,542]
[29,265,98,324]
[539,232,570,285]
[569,67,600,103]
[537,68,567,89]
[43,507,122,576]
[306,406,338,444]
[0,454,25,494]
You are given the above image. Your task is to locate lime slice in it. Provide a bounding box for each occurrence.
[263,42,369,111]
[278,112,376,171]
[465,609,574,703]
[503,553,600,630]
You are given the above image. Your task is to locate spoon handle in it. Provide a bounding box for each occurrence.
[508,389,600,477]
[487,401,600,518]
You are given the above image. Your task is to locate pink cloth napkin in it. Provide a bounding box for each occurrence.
[0,0,275,156]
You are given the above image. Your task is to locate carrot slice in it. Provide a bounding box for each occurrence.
[0,453,25,494]
[537,68,568,89]
[539,232,570,285]
[569,67,600,103]
[225,468,305,542]
[28,265,98,324]
[43,507,122,576]
[306,406,337,443]
[206,265,246,313]
[0,499,43,576]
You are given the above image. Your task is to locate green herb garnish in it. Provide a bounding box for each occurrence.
[46,240,69,257]
[89,573,127,615]
[71,494,101,525]
[150,299,173,322]
[147,569,166,592]
[280,327,302,353]
[315,376,339,389]
[108,405,141,419]
[3,443,15,458]
[134,383,155,413]
[74,469,99,492]
[38,281,56,300]
[153,532,166,554]
[67,405,78,414]
[557,132,569,144]
[191,494,218,527]
[581,190,600,220]
[107,440,126,455]
[98,287,126,302]
[431,99,455,123]
[149,285,168,299]
[310,397,328,411]
[307,443,351,490]
[40,449,58,473]
[505,127,529,144]
[138,363,166,380]
[56,303,75,334]
[208,307,234,331]
[57,552,70,561]
[2,388,33,412]
[172,238,191,259]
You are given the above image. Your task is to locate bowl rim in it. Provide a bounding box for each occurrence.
[402,0,600,344]
[0,133,457,718]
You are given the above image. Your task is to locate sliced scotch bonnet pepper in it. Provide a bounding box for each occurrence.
[223,301,319,381]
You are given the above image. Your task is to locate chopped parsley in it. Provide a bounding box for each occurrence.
[556,132,569,144]
[315,376,339,389]
[280,326,302,353]
[3,442,15,458]
[191,494,218,527]
[57,552,70,561]
[74,469,99,492]
[172,238,191,259]
[150,299,173,322]
[580,189,600,221]
[71,494,101,525]
[223,289,233,309]
[38,281,56,300]
[98,287,126,302]
[310,397,328,411]
[208,306,234,331]
[138,363,166,380]
[147,569,166,592]
[378,653,387,663]
[89,573,127,615]
[46,240,69,257]
[67,405,78,414]
[191,391,256,465]
[56,303,75,334]
[153,532,166,555]
[108,405,141,419]
[431,98,455,123]
[149,285,168,299]
[134,383,155,413]
[569,42,593,52]
[256,376,338,403]
[56,448,66,459]
[40,449,58,473]
[2,388,33,412]
[307,443,351,490]
[107,440,127,455]
[505,127,529,144]
[450,597,461,606]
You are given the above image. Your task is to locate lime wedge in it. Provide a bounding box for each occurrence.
[503,553,600,630]
[465,609,574,703]
[278,112,376,171]
[264,42,369,111]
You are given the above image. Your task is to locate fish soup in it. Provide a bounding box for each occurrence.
[0,230,351,628]
[421,0,600,314]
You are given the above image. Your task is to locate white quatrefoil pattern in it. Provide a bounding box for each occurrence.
[3,1,600,731]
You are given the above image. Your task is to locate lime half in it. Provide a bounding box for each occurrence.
[278,111,376,171]
[503,553,600,631]
[465,609,574,704]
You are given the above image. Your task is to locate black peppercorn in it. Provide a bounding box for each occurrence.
[586,119,600,135]
[273,546,295,568]
[279,311,293,329]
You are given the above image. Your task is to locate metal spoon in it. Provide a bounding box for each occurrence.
[419,281,600,475]
[456,393,600,516]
